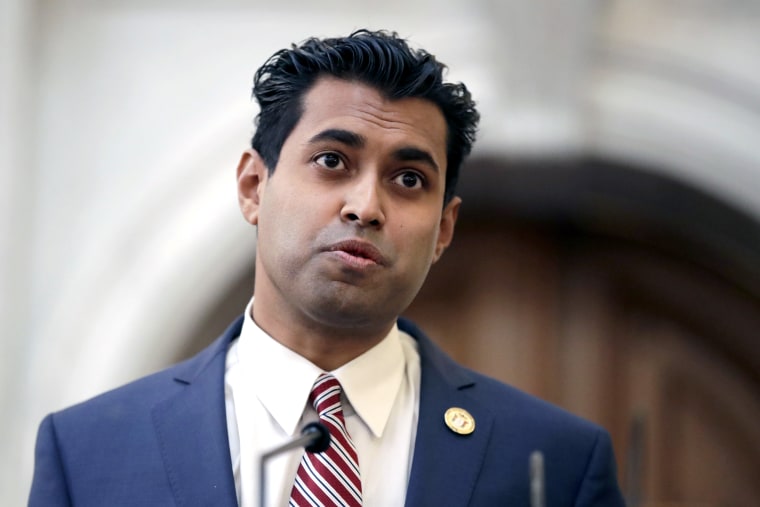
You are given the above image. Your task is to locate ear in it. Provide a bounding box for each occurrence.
[237,149,268,226]
[432,196,461,263]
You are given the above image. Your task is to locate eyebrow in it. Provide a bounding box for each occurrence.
[308,128,439,172]
[308,128,366,148]
[393,147,439,173]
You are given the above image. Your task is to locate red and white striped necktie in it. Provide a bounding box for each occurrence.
[289,373,363,506]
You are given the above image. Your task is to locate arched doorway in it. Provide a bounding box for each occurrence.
[405,157,760,506]
[182,156,760,506]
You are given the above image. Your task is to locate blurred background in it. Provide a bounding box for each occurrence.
[2,0,760,505]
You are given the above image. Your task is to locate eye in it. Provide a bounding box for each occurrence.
[392,171,424,189]
[314,152,345,170]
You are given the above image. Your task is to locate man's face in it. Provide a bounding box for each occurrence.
[238,77,460,334]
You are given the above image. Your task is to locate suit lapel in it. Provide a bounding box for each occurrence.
[401,320,494,507]
[152,317,244,507]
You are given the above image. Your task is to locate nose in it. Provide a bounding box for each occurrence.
[340,175,386,228]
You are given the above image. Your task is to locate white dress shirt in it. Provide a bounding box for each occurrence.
[225,299,421,507]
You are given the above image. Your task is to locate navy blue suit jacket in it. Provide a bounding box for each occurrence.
[29,317,625,506]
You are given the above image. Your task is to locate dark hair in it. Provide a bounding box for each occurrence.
[250,29,479,204]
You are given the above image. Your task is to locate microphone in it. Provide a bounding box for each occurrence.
[529,450,545,507]
[259,422,331,507]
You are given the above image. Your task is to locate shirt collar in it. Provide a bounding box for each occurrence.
[239,298,405,439]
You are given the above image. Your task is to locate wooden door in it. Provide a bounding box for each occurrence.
[404,221,760,506]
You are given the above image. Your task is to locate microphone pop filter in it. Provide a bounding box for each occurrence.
[302,422,331,453]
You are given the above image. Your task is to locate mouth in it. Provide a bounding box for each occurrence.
[326,239,386,267]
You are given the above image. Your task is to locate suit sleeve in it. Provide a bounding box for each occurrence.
[28,414,73,507]
[573,429,626,507]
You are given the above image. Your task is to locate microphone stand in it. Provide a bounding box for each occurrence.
[530,450,545,507]
[259,422,331,507]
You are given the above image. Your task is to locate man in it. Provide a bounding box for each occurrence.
[29,30,624,506]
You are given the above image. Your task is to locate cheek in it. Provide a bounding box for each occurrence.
[395,216,440,266]
[261,189,323,254]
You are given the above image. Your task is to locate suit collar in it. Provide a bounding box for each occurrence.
[171,317,244,384]
[400,318,494,507]
[399,318,475,389]
[151,317,243,507]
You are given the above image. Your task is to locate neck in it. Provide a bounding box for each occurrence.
[251,298,394,371]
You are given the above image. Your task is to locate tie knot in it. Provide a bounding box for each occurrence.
[309,373,343,417]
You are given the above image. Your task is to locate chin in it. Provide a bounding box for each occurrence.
[306,290,397,330]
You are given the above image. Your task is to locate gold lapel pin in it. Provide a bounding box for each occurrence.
[444,407,475,435]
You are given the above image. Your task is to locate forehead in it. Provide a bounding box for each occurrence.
[289,77,448,162]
